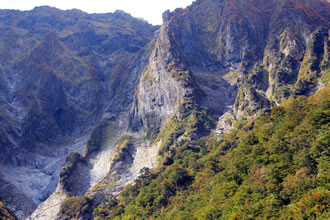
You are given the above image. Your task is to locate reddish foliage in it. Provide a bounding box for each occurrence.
[291,0,330,25]
[312,193,320,200]
[38,63,52,72]
[227,0,243,17]
[247,0,263,14]
[88,60,98,73]
[183,8,190,13]
[26,60,53,74]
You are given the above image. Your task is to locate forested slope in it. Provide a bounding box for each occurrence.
[94,85,330,219]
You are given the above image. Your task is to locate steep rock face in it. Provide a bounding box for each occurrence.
[129,25,193,131]
[130,0,329,138]
[0,7,157,219]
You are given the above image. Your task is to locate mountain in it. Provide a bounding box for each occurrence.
[101,82,330,220]
[0,6,158,219]
[0,0,329,219]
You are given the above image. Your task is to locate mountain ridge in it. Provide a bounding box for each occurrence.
[0,7,158,219]
[0,0,329,219]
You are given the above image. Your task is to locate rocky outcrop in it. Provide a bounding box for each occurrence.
[131,0,329,136]
[0,7,157,219]
[129,24,191,131]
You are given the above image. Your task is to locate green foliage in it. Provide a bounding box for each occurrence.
[145,127,160,142]
[320,68,330,85]
[234,84,270,116]
[59,196,92,219]
[93,195,122,220]
[295,27,329,96]
[282,188,330,219]
[111,135,134,165]
[59,152,86,190]
[84,120,108,157]
[247,64,269,91]
[155,105,213,158]
[117,164,193,218]
[167,62,194,87]
[97,85,330,219]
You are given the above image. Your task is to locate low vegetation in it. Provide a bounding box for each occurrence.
[58,196,92,219]
[84,120,109,157]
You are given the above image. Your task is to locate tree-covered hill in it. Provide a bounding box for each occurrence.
[92,84,329,219]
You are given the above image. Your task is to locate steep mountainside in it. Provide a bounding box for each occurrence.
[102,83,330,219]
[0,0,329,219]
[131,0,329,134]
[0,7,157,219]
[93,0,329,219]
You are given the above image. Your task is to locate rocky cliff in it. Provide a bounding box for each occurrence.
[0,7,157,219]
[0,0,329,219]
[125,0,329,154]
[132,0,329,134]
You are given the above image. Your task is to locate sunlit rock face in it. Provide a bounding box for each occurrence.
[0,0,329,219]
[131,0,329,133]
